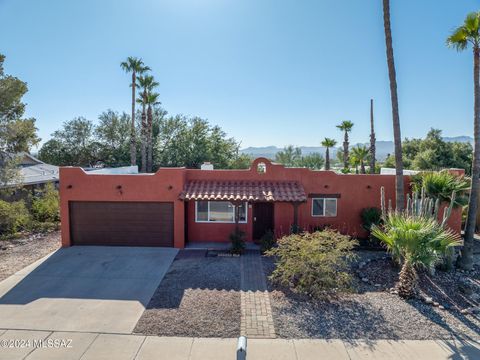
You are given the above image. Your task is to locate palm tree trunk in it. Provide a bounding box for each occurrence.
[360,160,366,174]
[459,45,480,270]
[147,105,153,172]
[325,147,330,170]
[140,97,147,173]
[383,0,404,211]
[343,132,349,170]
[130,72,137,166]
[397,260,416,298]
[370,99,376,174]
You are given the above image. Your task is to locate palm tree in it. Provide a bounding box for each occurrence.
[120,57,150,167]
[447,11,480,270]
[275,145,302,167]
[145,92,161,172]
[383,0,404,211]
[321,138,337,170]
[136,75,159,173]
[372,214,459,298]
[351,145,369,174]
[336,120,354,171]
[369,99,376,174]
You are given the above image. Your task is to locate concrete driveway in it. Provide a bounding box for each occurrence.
[0,246,177,333]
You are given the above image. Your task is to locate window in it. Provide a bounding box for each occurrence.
[195,201,248,223]
[312,198,337,217]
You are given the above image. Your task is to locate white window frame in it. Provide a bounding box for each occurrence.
[311,198,337,217]
[195,201,248,223]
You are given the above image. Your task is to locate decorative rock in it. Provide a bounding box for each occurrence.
[433,302,440,307]
[439,305,445,310]
[424,297,433,304]
[361,277,369,283]
[461,308,471,315]
[374,283,381,287]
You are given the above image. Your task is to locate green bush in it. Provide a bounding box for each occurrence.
[31,184,60,223]
[260,230,276,253]
[229,228,246,254]
[0,200,30,236]
[266,229,358,299]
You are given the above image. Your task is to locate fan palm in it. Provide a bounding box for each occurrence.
[351,146,369,174]
[447,11,480,270]
[136,75,159,172]
[120,57,150,167]
[336,121,354,171]
[321,138,337,170]
[383,0,404,211]
[372,214,460,298]
[145,92,161,172]
[411,171,470,208]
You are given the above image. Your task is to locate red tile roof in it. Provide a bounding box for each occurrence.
[180,180,307,202]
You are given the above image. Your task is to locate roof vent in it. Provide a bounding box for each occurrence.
[201,162,214,170]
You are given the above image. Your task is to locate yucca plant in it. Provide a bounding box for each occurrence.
[372,186,461,298]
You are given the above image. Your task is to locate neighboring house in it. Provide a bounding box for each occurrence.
[59,157,463,248]
[0,152,59,195]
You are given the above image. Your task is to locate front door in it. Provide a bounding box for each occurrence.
[253,202,274,240]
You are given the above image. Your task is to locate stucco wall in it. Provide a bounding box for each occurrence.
[59,158,463,248]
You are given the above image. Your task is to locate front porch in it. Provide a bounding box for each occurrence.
[180,179,307,244]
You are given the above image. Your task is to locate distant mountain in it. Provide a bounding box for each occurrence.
[240,136,473,161]
[442,136,473,144]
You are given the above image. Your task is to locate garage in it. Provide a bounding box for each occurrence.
[69,201,174,247]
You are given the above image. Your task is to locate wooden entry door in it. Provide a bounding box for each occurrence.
[253,202,274,240]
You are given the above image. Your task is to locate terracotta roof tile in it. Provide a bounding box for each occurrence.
[180,180,307,202]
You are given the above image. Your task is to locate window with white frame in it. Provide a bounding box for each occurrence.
[311,198,337,217]
[195,201,247,223]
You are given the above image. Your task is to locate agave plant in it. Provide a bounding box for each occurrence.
[372,186,461,298]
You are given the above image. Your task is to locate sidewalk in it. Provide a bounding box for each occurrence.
[0,329,479,360]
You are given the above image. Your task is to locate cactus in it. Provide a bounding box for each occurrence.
[379,186,456,227]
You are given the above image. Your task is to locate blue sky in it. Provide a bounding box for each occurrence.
[0,0,478,149]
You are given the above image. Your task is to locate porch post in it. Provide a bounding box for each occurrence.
[230,200,242,232]
[292,201,300,233]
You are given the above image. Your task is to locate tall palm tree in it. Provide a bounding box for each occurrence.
[120,57,150,167]
[351,145,369,174]
[321,138,337,170]
[369,99,376,174]
[136,75,159,173]
[383,0,404,211]
[145,92,161,172]
[336,120,354,171]
[447,11,480,270]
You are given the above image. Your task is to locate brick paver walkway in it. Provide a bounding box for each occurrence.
[240,251,276,338]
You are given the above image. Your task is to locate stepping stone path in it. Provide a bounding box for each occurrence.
[240,251,276,338]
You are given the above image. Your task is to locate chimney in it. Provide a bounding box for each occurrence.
[201,162,214,170]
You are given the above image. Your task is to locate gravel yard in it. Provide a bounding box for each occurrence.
[263,251,480,340]
[0,231,60,281]
[134,250,241,338]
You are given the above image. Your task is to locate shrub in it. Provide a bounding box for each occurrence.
[229,228,246,254]
[31,184,60,223]
[260,230,275,253]
[266,229,358,299]
[360,207,383,248]
[0,200,30,236]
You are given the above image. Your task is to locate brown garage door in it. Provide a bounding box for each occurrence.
[69,201,174,247]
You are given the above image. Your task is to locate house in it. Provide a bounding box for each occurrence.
[59,157,463,248]
[0,152,59,198]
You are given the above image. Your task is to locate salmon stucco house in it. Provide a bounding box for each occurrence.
[59,157,462,248]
